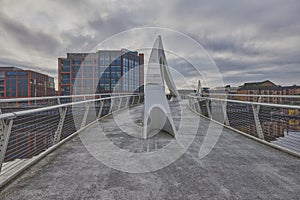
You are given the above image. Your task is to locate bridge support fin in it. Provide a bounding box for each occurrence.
[143,35,178,138]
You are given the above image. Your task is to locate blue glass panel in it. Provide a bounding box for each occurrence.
[73,60,82,65]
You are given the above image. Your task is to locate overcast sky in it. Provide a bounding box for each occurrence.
[0,0,299,89]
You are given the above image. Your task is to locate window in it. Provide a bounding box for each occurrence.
[61,60,70,72]
[73,60,82,65]
[104,53,110,65]
[62,74,70,84]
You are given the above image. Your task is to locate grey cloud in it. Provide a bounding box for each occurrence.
[87,10,144,39]
[60,31,96,53]
[58,9,144,54]
[0,58,57,78]
[199,34,262,56]
[0,0,300,88]
[0,14,60,54]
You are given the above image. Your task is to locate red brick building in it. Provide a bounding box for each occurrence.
[0,66,55,98]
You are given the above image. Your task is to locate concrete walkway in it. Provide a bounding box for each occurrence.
[0,102,299,199]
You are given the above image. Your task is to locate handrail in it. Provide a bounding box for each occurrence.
[188,95,300,109]
[189,93,300,98]
[0,95,137,120]
[0,93,137,103]
[0,93,144,176]
[187,94,300,155]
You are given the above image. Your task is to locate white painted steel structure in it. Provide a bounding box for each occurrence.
[143,36,180,138]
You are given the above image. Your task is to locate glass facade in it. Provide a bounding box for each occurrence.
[5,71,28,98]
[58,49,144,95]
[0,67,55,98]
[0,71,5,98]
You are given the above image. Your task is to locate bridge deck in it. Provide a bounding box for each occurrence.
[0,102,299,199]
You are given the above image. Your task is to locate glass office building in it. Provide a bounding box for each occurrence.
[58,49,144,95]
[0,67,55,98]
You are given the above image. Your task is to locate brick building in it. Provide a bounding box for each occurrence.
[0,66,55,98]
[236,80,282,103]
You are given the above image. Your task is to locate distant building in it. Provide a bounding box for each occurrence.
[177,89,195,99]
[234,80,300,139]
[237,80,283,103]
[225,85,238,95]
[0,66,55,98]
[199,85,238,98]
[201,87,210,97]
[282,85,300,96]
[58,49,144,96]
[237,80,300,103]
[281,85,300,105]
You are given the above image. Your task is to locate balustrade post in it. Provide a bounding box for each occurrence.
[53,106,67,144]
[252,97,265,140]
[0,117,14,173]
[196,99,201,114]
[97,100,104,118]
[131,96,135,106]
[109,99,114,113]
[81,102,91,129]
[205,99,212,119]
[192,98,197,111]
[57,97,61,104]
[188,97,192,108]
[118,97,123,111]
[125,96,129,108]
[221,101,230,126]
[137,95,141,104]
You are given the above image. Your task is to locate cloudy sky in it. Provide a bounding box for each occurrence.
[0,0,299,89]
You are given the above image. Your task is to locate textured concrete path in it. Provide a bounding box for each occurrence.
[0,101,299,200]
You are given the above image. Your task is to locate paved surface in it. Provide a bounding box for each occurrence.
[0,101,299,199]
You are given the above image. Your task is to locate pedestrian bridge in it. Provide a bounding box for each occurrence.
[0,94,299,199]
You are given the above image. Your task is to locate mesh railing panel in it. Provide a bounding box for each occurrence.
[0,94,144,173]
[188,95,300,153]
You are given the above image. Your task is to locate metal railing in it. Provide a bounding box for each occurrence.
[0,93,135,112]
[188,94,300,154]
[0,93,144,173]
[206,93,300,105]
